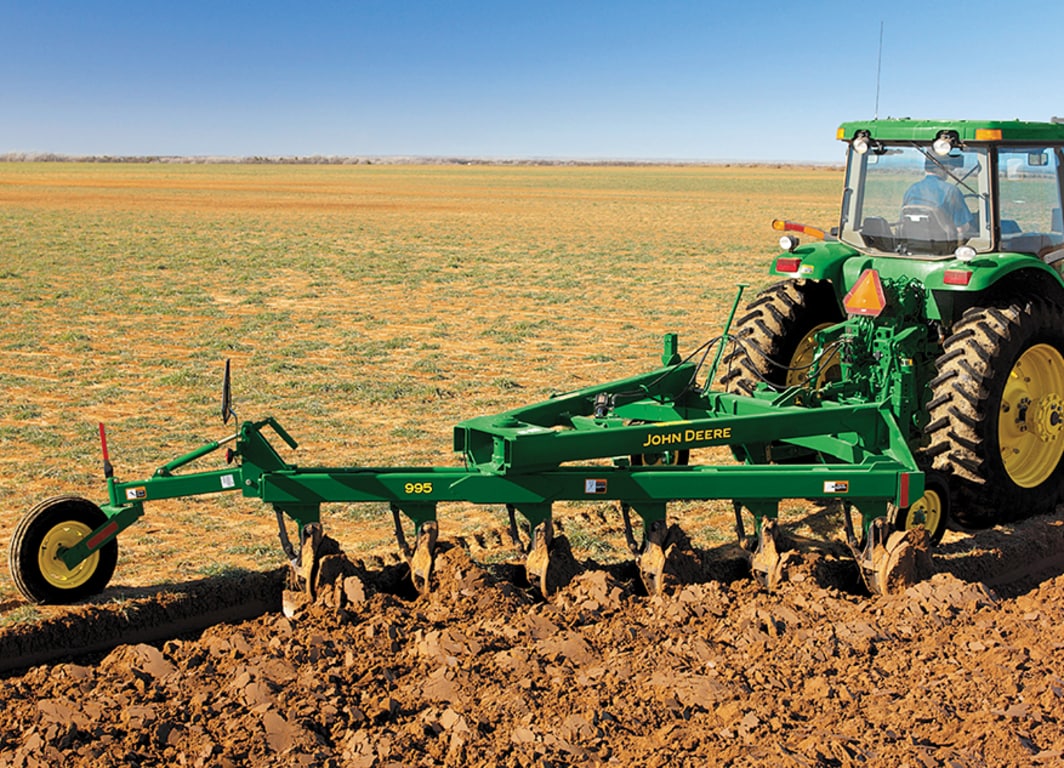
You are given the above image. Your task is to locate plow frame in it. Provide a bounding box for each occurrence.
[56,354,923,593]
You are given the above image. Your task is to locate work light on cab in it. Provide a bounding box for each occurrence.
[850,130,872,154]
[933,131,959,155]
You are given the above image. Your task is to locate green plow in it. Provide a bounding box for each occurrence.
[9,308,930,604]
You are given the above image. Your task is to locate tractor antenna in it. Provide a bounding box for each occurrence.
[873,21,884,120]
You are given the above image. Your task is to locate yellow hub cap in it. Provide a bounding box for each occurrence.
[784,323,841,388]
[904,488,943,535]
[999,343,1064,488]
[38,520,99,589]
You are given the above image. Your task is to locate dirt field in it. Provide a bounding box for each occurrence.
[2,162,1063,766]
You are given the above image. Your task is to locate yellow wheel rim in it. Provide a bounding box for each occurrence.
[999,343,1064,488]
[784,323,840,388]
[37,520,99,590]
[904,488,943,535]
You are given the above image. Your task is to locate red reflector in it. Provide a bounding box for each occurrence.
[843,269,887,317]
[87,521,120,551]
[943,269,972,285]
[776,257,801,273]
[899,473,910,508]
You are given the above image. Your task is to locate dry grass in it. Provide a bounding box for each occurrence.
[0,161,840,615]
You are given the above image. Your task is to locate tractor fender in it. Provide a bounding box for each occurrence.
[920,253,1064,295]
[770,242,1064,323]
[924,256,1064,326]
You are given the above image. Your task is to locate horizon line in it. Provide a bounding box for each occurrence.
[0,151,843,169]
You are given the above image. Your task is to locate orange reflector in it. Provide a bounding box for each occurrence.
[975,128,1003,141]
[776,256,801,273]
[843,269,887,316]
[836,127,846,140]
[943,269,972,285]
[772,219,826,239]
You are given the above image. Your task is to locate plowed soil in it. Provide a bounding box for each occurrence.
[2,511,1064,767]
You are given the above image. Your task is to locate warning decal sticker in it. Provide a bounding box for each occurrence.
[585,479,607,494]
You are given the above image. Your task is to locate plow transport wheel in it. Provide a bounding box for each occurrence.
[8,495,117,605]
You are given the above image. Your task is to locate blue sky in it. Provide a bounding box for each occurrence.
[3,0,1062,163]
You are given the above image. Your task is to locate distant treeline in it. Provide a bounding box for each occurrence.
[0,152,836,169]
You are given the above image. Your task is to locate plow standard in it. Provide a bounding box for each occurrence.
[12,118,1064,604]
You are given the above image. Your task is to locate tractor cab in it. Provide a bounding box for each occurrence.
[836,120,1064,266]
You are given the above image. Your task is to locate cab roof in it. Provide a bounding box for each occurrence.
[837,118,1064,144]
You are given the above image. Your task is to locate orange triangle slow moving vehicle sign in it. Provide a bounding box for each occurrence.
[843,269,886,317]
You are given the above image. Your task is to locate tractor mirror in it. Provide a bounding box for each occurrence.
[1029,151,1049,167]
[221,359,232,424]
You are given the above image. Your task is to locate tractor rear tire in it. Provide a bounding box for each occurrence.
[719,279,843,395]
[927,300,1064,527]
[9,495,117,604]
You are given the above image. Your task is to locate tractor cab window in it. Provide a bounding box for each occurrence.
[840,144,991,258]
[997,147,1064,263]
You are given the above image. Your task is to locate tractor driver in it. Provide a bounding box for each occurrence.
[903,154,976,238]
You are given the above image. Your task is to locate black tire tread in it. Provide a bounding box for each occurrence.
[926,299,1064,527]
[718,279,842,395]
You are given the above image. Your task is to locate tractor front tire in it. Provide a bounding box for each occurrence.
[9,495,117,604]
[927,300,1064,527]
[719,279,843,395]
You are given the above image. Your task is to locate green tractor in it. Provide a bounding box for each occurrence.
[722,118,1064,531]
